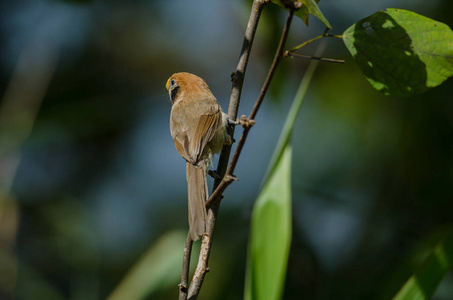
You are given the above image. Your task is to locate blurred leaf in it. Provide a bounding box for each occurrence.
[244,48,322,300]
[393,231,453,300]
[244,144,292,300]
[15,260,65,300]
[41,198,99,268]
[108,230,188,300]
[272,0,331,29]
[343,8,453,97]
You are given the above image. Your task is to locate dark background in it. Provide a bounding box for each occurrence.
[1,0,452,299]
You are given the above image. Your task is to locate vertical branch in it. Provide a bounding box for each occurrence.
[206,8,295,208]
[186,6,296,300]
[178,1,269,299]
[216,0,269,190]
[178,235,193,300]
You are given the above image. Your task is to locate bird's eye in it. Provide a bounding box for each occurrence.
[167,78,180,102]
[166,77,178,91]
[170,79,176,88]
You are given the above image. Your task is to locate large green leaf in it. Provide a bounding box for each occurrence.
[244,49,322,300]
[244,144,293,300]
[272,0,331,29]
[393,231,453,300]
[343,8,453,97]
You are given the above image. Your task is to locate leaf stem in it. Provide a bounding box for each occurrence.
[288,33,343,53]
[285,52,345,63]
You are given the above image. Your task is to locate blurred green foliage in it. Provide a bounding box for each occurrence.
[394,229,453,300]
[0,0,452,299]
[108,230,193,300]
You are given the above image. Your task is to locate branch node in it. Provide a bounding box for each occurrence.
[281,0,302,10]
[225,174,239,182]
[178,283,188,293]
[237,115,256,128]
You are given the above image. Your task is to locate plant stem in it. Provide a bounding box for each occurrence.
[178,235,193,300]
[286,52,345,63]
[205,8,295,208]
[288,33,343,53]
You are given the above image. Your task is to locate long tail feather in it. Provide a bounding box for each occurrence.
[186,162,207,241]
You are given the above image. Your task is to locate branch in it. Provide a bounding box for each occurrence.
[287,32,343,54]
[285,52,345,64]
[185,7,295,300]
[206,8,295,208]
[178,1,269,299]
[178,235,193,300]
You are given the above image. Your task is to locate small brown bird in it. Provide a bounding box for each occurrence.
[166,72,230,241]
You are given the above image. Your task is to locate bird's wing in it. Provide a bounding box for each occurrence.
[190,109,221,163]
[172,99,222,166]
[173,135,190,162]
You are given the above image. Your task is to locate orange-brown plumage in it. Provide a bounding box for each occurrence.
[167,72,230,241]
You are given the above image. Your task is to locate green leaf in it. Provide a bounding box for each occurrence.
[108,230,189,300]
[244,48,322,300]
[393,231,453,300]
[343,8,453,97]
[300,0,331,29]
[244,144,292,300]
[272,0,331,29]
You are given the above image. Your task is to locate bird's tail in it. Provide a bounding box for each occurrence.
[186,162,207,241]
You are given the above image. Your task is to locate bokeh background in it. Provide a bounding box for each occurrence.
[1,0,453,299]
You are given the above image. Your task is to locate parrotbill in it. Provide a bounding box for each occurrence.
[166,72,230,241]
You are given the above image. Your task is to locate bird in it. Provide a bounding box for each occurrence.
[166,72,231,241]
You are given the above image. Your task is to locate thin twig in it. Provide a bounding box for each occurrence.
[249,11,294,120]
[285,52,345,63]
[178,234,193,300]
[288,33,342,53]
[206,9,295,208]
[178,1,269,299]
